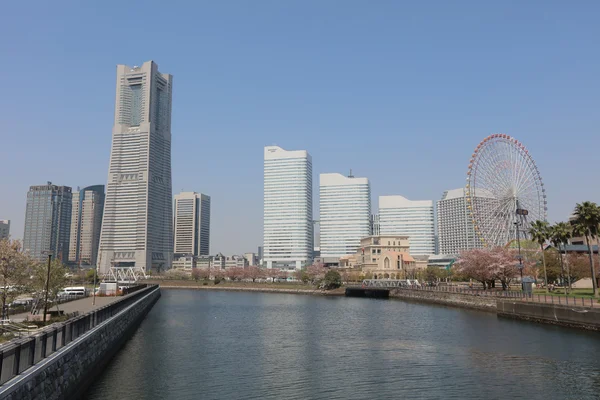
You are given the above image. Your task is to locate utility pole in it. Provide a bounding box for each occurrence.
[43,253,52,323]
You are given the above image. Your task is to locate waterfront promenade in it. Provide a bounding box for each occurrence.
[9,296,120,323]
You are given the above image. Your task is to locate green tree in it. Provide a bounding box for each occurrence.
[322,270,342,290]
[294,269,310,283]
[543,249,563,283]
[31,257,68,308]
[85,268,97,283]
[424,266,444,282]
[529,220,550,292]
[571,201,600,297]
[549,222,572,292]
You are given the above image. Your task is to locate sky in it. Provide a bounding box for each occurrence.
[1,1,599,255]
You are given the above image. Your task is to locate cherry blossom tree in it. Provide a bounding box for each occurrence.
[455,248,496,289]
[487,247,520,290]
[265,268,280,282]
[245,266,263,282]
[456,247,523,290]
[192,268,210,282]
[226,267,244,281]
[306,264,327,284]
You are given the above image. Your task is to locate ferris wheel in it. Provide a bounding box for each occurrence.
[466,133,547,247]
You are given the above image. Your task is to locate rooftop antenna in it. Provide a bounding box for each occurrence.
[348,169,354,178]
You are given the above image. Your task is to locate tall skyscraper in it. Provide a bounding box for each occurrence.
[98,61,174,273]
[23,183,72,261]
[263,146,313,270]
[437,188,496,255]
[0,220,10,240]
[173,192,211,256]
[379,195,435,256]
[69,185,105,266]
[319,172,371,259]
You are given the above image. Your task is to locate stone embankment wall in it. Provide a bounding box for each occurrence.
[497,300,600,330]
[0,285,161,400]
[389,288,498,312]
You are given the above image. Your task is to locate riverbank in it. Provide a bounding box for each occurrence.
[153,281,346,296]
[389,288,498,312]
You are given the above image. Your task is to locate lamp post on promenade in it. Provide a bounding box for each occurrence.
[42,252,53,323]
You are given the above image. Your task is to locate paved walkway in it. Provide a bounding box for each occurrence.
[9,296,121,323]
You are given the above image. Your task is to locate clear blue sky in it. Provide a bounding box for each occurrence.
[1,1,599,254]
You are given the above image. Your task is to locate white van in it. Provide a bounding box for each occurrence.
[60,287,86,297]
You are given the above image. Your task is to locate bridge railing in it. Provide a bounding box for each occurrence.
[0,285,159,386]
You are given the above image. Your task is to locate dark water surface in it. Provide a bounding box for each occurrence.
[85,289,600,400]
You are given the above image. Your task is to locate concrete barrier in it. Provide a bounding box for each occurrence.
[497,300,600,330]
[389,288,498,311]
[0,285,160,399]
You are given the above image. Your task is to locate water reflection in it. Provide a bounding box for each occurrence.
[85,290,600,400]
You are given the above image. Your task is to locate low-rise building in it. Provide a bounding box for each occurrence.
[193,253,251,271]
[339,235,427,278]
[196,255,213,270]
[212,253,226,270]
[172,255,197,270]
[427,254,456,269]
[225,255,248,269]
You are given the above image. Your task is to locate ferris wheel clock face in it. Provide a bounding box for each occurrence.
[466,134,547,247]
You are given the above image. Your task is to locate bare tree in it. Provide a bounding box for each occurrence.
[0,239,32,320]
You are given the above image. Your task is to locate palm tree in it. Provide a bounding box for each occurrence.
[571,201,600,298]
[529,220,550,292]
[550,222,572,293]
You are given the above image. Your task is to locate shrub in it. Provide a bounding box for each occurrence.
[214,276,222,285]
[323,270,342,290]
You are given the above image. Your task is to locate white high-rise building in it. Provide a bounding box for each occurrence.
[263,146,313,270]
[69,185,105,266]
[319,173,370,259]
[437,188,496,255]
[379,195,435,256]
[0,220,10,240]
[173,192,211,256]
[98,61,174,273]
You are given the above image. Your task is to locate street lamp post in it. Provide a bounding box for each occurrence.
[92,267,97,306]
[43,253,52,323]
[514,221,524,291]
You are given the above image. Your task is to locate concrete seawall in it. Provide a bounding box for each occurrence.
[0,285,161,400]
[389,288,498,312]
[497,300,600,330]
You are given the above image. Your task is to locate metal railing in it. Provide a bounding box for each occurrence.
[389,283,597,308]
[0,285,159,386]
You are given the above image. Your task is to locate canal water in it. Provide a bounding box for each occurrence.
[85,289,600,400]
